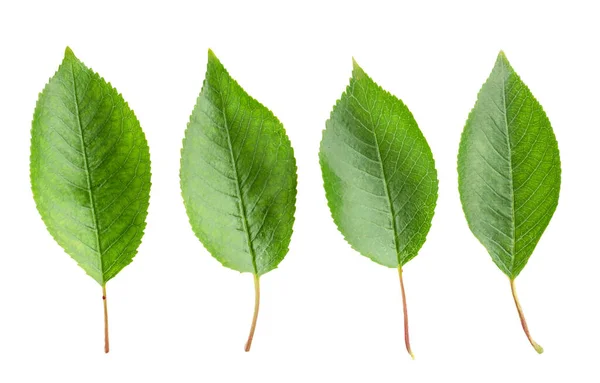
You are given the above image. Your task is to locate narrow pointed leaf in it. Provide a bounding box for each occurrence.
[457,52,561,353]
[457,52,561,278]
[180,50,297,350]
[319,60,438,357]
[30,48,151,352]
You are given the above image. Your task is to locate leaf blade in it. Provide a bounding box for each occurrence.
[180,50,297,276]
[457,52,561,279]
[30,47,151,285]
[320,61,438,268]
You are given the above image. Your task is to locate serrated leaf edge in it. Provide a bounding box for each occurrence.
[30,47,152,285]
[456,51,562,278]
[180,49,298,276]
[320,60,439,268]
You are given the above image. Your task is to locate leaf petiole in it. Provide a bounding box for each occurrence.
[398,267,414,359]
[103,284,109,354]
[244,274,261,352]
[510,279,543,354]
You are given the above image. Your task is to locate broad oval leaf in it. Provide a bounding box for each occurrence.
[31,48,151,286]
[320,60,438,268]
[457,51,561,353]
[31,48,151,353]
[457,52,561,279]
[180,50,297,351]
[319,60,438,357]
[180,50,297,276]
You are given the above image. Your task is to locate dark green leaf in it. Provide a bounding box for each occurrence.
[180,50,297,276]
[31,47,151,352]
[31,48,151,286]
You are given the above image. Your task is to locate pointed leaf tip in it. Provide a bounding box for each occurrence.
[64,46,76,60]
[207,48,222,65]
[351,58,366,80]
[207,49,225,72]
[496,50,511,67]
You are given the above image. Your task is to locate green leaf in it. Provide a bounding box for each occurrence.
[457,51,561,354]
[319,59,438,358]
[30,47,151,352]
[180,50,297,351]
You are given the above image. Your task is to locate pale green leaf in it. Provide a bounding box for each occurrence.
[319,60,438,358]
[30,47,151,286]
[320,60,438,268]
[180,50,297,277]
[180,50,297,351]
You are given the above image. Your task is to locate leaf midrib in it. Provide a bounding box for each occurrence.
[70,61,104,279]
[216,89,258,274]
[499,59,517,274]
[355,83,401,266]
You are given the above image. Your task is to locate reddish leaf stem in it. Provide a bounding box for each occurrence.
[397,267,414,359]
[103,284,109,354]
[510,278,543,354]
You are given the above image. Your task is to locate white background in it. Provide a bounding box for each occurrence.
[0,0,598,382]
